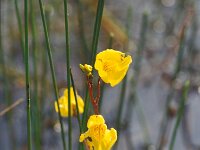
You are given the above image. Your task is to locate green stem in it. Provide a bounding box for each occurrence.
[24,0,32,149]
[134,13,148,80]
[135,13,151,145]
[125,6,133,47]
[76,0,89,58]
[40,7,50,119]
[15,0,25,59]
[90,0,104,65]
[38,0,67,149]
[70,69,82,133]
[63,0,72,149]
[81,0,105,133]
[30,0,41,149]
[114,8,133,143]
[81,90,89,131]
[157,26,186,149]
[79,89,89,150]
[116,75,127,135]
[124,12,150,146]
[169,81,190,150]
[79,1,104,149]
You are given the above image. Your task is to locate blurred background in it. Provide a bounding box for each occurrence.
[0,0,200,149]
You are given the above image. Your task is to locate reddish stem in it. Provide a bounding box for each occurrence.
[86,76,101,114]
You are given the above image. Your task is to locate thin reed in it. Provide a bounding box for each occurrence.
[24,0,32,149]
[63,0,72,149]
[38,0,67,149]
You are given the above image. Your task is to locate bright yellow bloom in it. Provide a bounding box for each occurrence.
[54,87,84,117]
[79,115,117,150]
[94,49,132,87]
[80,64,93,77]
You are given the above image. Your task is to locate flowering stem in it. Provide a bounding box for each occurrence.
[38,0,67,149]
[87,76,101,114]
[81,0,104,137]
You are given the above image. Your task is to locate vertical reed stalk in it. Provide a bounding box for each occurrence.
[169,81,190,150]
[115,76,127,135]
[115,6,133,136]
[135,13,151,145]
[24,0,32,149]
[124,12,151,146]
[30,0,41,149]
[80,2,104,150]
[38,0,67,149]
[15,0,25,58]
[63,0,72,149]
[114,9,133,148]
[40,7,50,119]
[76,0,89,59]
[82,0,104,133]
[70,69,82,133]
[157,27,186,149]
[90,0,104,65]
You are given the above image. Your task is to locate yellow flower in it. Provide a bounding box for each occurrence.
[54,87,84,117]
[94,49,132,87]
[80,64,93,77]
[79,115,117,150]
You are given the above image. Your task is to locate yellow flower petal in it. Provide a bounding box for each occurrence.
[79,115,117,150]
[95,49,132,87]
[54,87,84,117]
[54,96,69,117]
[87,115,105,128]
